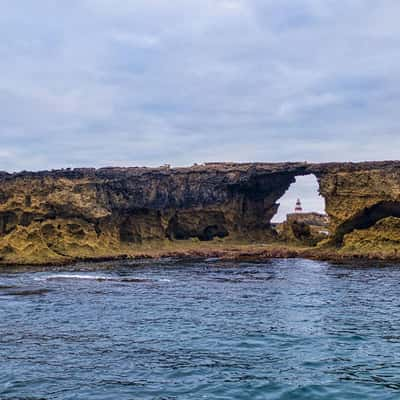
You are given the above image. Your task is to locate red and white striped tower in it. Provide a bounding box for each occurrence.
[295,198,303,213]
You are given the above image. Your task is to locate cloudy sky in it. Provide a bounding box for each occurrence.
[1,0,400,173]
[272,175,325,221]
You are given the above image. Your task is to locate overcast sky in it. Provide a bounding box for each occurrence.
[1,0,400,173]
[272,175,325,221]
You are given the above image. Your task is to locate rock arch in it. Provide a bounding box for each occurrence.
[333,201,400,245]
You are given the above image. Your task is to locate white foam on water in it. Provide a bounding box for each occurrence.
[51,274,109,280]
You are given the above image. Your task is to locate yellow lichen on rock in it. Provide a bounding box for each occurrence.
[342,217,400,254]
[1,162,400,264]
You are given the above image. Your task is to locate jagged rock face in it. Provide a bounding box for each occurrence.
[0,164,305,263]
[341,217,400,253]
[315,162,400,246]
[2,161,400,263]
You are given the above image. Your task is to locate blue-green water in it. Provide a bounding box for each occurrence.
[1,258,400,399]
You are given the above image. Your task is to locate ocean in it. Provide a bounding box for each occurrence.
[1,258,400,399]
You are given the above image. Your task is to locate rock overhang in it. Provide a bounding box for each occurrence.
[1,160,400,263]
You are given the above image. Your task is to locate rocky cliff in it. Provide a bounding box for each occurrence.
[314,161,400,253]
[0,163,306,263]
[1,161,400,264]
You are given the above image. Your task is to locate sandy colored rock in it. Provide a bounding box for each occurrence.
[1,161,400,264]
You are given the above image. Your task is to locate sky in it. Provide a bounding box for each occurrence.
[272,175,325,222]
[1,0,400,173]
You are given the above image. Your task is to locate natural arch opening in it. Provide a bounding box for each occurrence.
[272,175,326,222]
[271,174,328,245]
[334,201,400,245]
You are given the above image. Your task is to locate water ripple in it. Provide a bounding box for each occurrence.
[1,259,400,399]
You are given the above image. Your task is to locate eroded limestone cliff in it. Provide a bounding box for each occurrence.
[0,163,306,263]
[314,161,400,254]
[1,161,400,264]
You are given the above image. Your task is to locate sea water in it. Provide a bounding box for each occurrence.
[1,258,400,400]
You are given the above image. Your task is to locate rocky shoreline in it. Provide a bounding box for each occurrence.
[1,242,399,270]
[1,161,400,266]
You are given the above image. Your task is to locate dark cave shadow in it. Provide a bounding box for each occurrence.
[334,201,400,245]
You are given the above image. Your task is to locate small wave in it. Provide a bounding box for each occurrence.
[0,284,19,290]
[119,277,152,283]
[34,274,109,282]
[35,274,162,283]
[0,288,52,296]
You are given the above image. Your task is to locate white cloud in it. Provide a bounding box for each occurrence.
[218,0,247,12]
[277,93,342,118]
[0,0,399,172]
[111,32,160,48]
